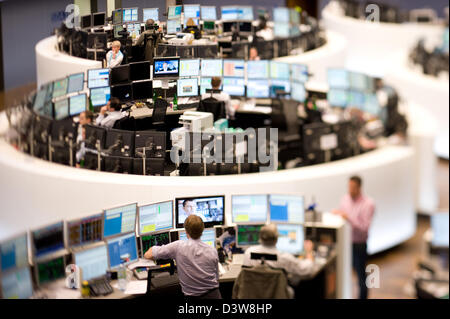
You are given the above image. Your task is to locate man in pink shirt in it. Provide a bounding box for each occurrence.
[332,175,375,299]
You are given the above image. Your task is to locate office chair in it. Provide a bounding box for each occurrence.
[198,98,226,122]
[152,98,168,130]
[232,253,292,299]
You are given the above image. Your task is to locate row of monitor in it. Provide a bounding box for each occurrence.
[0,221,304,299]
[326,68,380,114]
[0,194,305,298]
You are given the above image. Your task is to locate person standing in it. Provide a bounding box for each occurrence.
[332,175,375,299]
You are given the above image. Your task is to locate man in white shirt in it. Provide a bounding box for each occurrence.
[243,224,314,297]
[106,41,124,68]
[201,77,236,119]
[95,97,125,128]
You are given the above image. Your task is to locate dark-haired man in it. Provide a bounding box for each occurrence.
[332,175,375,299]
[144,215,221,299]
[95,97,124,128]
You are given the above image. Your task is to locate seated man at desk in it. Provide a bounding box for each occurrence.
[183,18,202,40]
[201,77,235,119]
[95,97,125,128]
[106,41,123,68]
[302,97,323,124]
[249,47,261,61]
[136,19,162,63]
[144,215,221,299]
[243,224,315,296]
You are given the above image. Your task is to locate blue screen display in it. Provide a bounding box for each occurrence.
[107,233,138,269]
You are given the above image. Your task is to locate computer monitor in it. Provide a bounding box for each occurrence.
[275,223,304,255]
[349,72,368,92]
[153,57,180,78]
[236,224,264,247]
[129,61,150,82]
[200,77,213,95]
[231,194,268,223]
[67,213,104,248]
[88,68,109,89]
[69,94,86,116]
[110,65,130,85]
[126,23,141,38]
[223,59,245,77]
[168,5,182,19]
[222,77,245,96]
[81,14,92,29]
[33,87,47,113]
[138,201,173,235]
[269,195,304,224]
[35,255,65,286]
[289,8,301,24]
[54,98,69,120]
[184,4,200,19]
[202,21,215,32]
[273,7,289,23]
[291,64,308,83]
[67,73,84,93]
[175,196,225,228]
[238,21,252,33]
[113,24,125,38]
[106,232,138,269]
[123,7,138,23]
[143,8,159,22]
[177,78,199,97]
[180,59,200,77]
[90,87,110,107]
[0,267,33,299]
[52,78,68,99]
[431,213,449,248]
[291,82,306,102]
[238,6,253,20]
[327,68,350,89]
[221,6,238,21]
[201,6,217,20]
[179,228,216,247]
[132,80,153,100]
[166,19,182,34]
[85,124,107,149]
[73,244,109,281]
[93,12,106,27]
[134,130,166,159]
[247,60,269,79]
[140,232,170,257]
[31,221,65,259]
[363,93,380,115]
[348,91,365,108]
[270,80,291,98]
[327,88,348,108]
[246,80,270,99]
[111,83,132,102]
[222,21,236,33]
[103,203,137,238]
[112,9,123,25]
[274,23,289,38]
[201,59,223,77]
[0,233,28,272]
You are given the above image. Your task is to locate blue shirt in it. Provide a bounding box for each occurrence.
[152,238,219,296]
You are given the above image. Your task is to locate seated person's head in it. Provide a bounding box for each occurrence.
[211,77,222,90]
[184,215,204,240]
[79,110,94,126]
[186,18,196,28]
[145,19,155,30]
[249,47,259,60]
[108,97,121,111]
[111,40,121,53]
[259,224,278,247]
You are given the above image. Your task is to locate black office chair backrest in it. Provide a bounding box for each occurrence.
[152,98,168,125]
[198,97,226,122]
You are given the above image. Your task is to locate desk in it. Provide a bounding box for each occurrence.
[130,106,197,119]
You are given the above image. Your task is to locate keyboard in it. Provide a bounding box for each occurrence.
[89,276,114,297]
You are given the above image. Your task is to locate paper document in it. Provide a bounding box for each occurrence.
[124,280,148,295]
